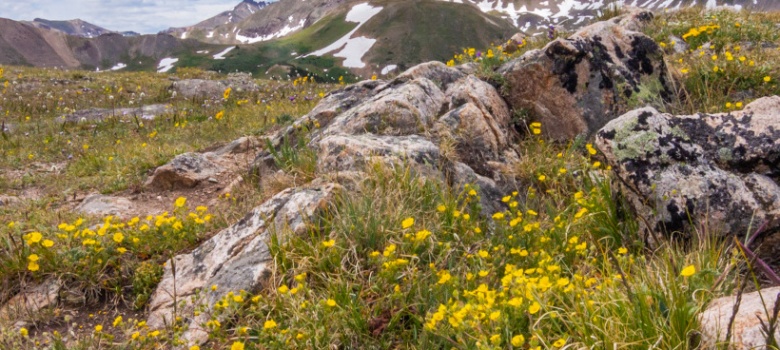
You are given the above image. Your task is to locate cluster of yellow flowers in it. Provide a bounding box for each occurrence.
[681,24,720,41]
[14,198,211,275]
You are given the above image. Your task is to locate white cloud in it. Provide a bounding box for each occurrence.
[1,0,271,34]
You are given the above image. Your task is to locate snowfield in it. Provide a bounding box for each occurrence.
[381,65,398,75]
[157,58,178,73]
[110,63,127,71]
[305,2,383,69]
[236,17,307,44]
[212,46,236,60]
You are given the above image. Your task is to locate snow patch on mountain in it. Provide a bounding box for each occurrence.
[110,63,127,71]
[381,65,398,75]
[213,47,235,60]
[235,17,306,44]
[157,58,178,73]
[305,2,383,68]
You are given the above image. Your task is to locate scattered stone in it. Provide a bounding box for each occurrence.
[0,278,61,322]
[0,195,19,206]
[595,96,780,248]
[75,193,136,217]
[667,35,688,54]
[144,153,223,191]
[171,72,259,99]
[62,104,170,123]
[499,9,670,140]
[146,183,340,346]
[700,287,780,349]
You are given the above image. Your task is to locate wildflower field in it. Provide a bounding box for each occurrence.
[1,7,779,350]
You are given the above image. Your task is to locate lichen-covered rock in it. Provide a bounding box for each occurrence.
[700,287,780,349]
[144,152,223,190]
[499,9,670,140]
[75,194,136,217]
[595,96,780,246]
[146,183,340,346]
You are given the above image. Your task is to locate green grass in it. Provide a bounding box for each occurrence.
[643,8,780,114]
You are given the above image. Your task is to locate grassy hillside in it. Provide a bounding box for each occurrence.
[191,12,359,82]
[186,0,516,80]
[359,0,516,70]
[0,7,778,350]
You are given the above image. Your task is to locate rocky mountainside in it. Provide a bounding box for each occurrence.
[22,18,114,38]
[0,17,214,70]
[170,0,780,45]
[164,0,270,41]
[442,0,780,34]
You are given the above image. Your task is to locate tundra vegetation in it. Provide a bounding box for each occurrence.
[0,7,779,350]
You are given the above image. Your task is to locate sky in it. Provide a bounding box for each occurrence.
[1,0,262,34]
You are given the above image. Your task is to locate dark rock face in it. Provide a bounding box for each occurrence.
[595,97,780,248]
[499,9,671,140]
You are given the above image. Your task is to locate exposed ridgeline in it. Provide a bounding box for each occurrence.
[22,18,115,38]
[0,18,212,70]
[441,0,780,35]
[163,0,270,42]
[169,0,780,45]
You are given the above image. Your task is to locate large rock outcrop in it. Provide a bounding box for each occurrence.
[499,9,671,140]
[595,97,780,249]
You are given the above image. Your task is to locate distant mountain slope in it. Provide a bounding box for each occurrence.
[23,18,114,38]
[196,0,515,79]
[0,17,218,70]
[440,0,780,34]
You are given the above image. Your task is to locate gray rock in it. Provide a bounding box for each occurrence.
[595,96,780,246]
[393,61,466,90]
[171,72,259,99]
[436,75,512,172]
[499,9,670,140]
[0,278,61,322]
[75,194,136,217]
[668,35,688,54]
[317,134,441,174]
[171,79,227,99]
[0,195,19,206]
[144,153,223,191]
[146,183,340,346]
[700,287,780,349]
[62,104,170,123]
[320,77,446,137]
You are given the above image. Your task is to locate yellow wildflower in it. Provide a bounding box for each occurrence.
[263,319,277,329]
[401,217,414,229]
[680,265,696,277]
